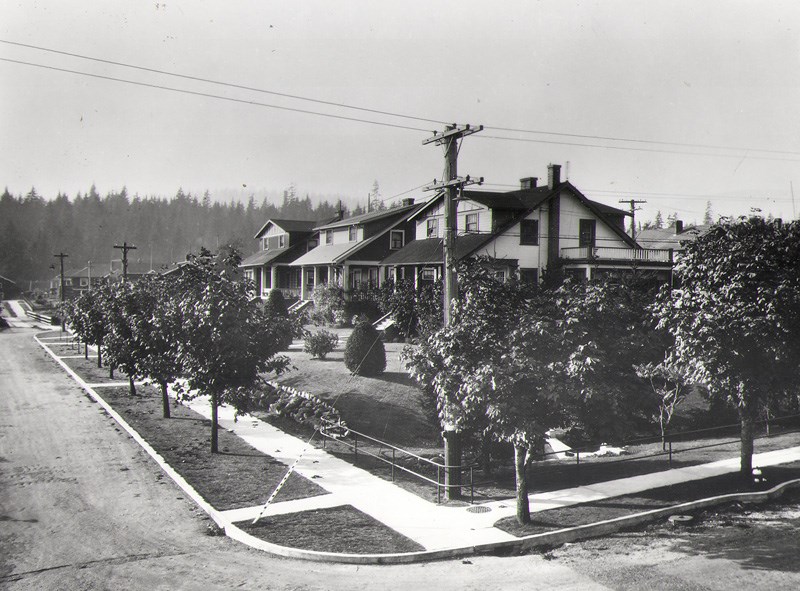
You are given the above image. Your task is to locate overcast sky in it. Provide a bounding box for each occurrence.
[3,0,800,224]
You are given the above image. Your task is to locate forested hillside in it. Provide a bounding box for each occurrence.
[0,185,351,285]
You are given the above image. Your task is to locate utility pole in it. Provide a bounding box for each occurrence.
[113,242,137,282]
[619,199,647,240]
[423,123,483,500]
[54,252,68,331]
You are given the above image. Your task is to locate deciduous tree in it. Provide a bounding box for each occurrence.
[652,218,800,477]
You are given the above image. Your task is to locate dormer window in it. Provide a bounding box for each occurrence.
[262,238,268,251]
[426,218,439,238]
[465,213,479,233]
[278,235,286,248]
[326,230,333,244]
[390,230,404,250]
[349,225,358,242]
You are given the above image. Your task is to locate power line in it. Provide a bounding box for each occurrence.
[486,125,800,157]
[476,133,800,163]
[0,38,448,127]
[3,39,800,160]
[0,57,430,133]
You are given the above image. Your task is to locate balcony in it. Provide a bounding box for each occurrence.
[560,246,673,264]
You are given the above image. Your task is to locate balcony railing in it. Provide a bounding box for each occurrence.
[560,246,673,264]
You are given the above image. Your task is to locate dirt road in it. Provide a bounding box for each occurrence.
[2,326,799,590]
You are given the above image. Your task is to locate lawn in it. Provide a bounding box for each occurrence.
[274,327,440,450]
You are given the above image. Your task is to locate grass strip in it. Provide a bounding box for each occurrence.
[237,505,425,554]
[496,463,800,537]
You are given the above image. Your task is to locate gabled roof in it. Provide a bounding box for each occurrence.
[292,205,421,266]
[315,202,420,231]
[381,234,494,266]
[636,224,710,250]
[586,199,629,218]
[240,245,304,267]
[254,218,318,239]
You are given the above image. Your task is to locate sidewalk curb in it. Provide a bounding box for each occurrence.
[34,333,800,564]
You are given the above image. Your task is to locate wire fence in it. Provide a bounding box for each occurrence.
[320,413,800,504]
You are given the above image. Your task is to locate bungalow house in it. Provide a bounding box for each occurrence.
[380,164,675,286]
[289,199,423,300]
[0,274,20,300]
[636,220,711,251]
[240,219,320,300]
[49,266,104,298]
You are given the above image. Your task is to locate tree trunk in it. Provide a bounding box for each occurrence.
[97,345,102,368]
[211,392,219,453]
[128,376,136,396]
[160,381,171,419]
[481,434,493,476]
[443,428,461,500]
[109,366,114,379]
[739,406,755,479]
[84,342,88,360]
[514,444,531,525]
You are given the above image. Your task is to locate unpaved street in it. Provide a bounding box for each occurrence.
[2,326,800,591]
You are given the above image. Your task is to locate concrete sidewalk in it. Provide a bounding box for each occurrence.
[182,394,800,552]
[36,330,800,557]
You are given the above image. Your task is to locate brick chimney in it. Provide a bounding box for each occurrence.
[675,220,683,234]
[520,177,538,190]
[547,164,561,189]
[401,198,415,206]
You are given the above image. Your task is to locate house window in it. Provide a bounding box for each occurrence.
[350,269,362,289]
[278,235,285,248]
[80,278,88,287]
[426,218,439,238]
[390,230,404,250]
[520,219,539,245]
[326,230,333,245]
[263,269,272,288]
[368,267,378,287]
[421,267,436,281]
[579,219,596,248]
[465,213,479,233]
[305,269,315,289]
[349,226,358,242]
[262,238,268,251]
[64,278,73,286]
[493,270,505,282]
[519,268,539,285]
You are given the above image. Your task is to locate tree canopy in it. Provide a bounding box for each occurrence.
[652,217,800,476]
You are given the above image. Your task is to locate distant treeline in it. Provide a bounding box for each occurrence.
[0,185,362,285]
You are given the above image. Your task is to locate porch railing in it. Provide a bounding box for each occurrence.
[560,246,673,264]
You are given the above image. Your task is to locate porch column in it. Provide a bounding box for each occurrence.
[300,266,308,301]
[313,266,320,296]
[342,263,350,294]
[271,266,279,293]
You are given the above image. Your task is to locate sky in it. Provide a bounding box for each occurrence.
[3,0,800,225]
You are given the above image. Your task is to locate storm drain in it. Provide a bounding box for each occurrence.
[466,506,492,513]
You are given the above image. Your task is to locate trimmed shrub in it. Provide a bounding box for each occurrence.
[344,321,386,376]
[304,329,339,360]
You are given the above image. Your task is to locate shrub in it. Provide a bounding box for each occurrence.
[264,289,289,318]
[344,321,386,376]
[304,329,339,359]
[311,282,346,326]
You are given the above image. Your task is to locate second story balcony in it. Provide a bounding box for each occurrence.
[560,246,673,265]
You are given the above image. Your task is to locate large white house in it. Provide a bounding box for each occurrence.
[381,164,674,288]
